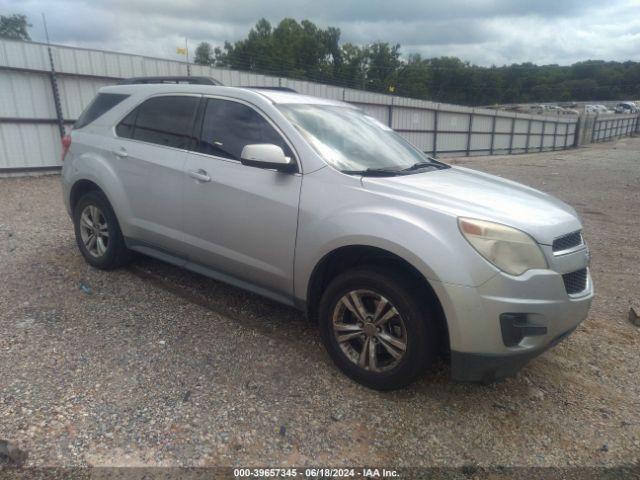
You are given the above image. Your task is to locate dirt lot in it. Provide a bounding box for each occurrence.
[0,137,639,469]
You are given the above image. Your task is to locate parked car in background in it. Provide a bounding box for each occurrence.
[614,102,639,114]
[553,106,579,116]
[529,105,578,116]
[61,79,594,390]
[585,104,615,114]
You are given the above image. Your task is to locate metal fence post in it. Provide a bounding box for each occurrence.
[620,118,624,137]
[552,119,559,151]
[591,114,598,143]
[489,112,497,155]
[388,97,393,128]
[508,116,515,154]
[608,119,613,140]
[466,112,474,156]
[432,108,439,158]
[572,116,580,148]
[539,120,546,152]
[525,118,532,153]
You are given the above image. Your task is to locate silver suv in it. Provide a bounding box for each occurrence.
[61,81,593,390]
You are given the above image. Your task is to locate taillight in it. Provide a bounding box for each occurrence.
[61,135,71,161]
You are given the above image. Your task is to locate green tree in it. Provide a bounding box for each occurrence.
[0,13,31,41]
[366,42,401,93]
[194,42,214,66]
[335,43,369,88]
[396,54,430,99]
[204,17,640,105]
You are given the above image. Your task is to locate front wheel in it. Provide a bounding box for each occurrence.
[318,266,438,390]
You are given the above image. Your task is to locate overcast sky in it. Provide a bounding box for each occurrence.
[2,0,639,66]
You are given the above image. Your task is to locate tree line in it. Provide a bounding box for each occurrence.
[194,18,640,105]
[2,13,638,106]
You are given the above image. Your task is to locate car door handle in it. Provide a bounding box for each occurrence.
[189,169,211,182]
[112,147,128,158]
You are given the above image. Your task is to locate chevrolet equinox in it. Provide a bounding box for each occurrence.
[61,82,593,390]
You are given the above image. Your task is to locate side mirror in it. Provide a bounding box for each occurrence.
[240,144,296,173]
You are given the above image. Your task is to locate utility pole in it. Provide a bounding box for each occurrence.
[42,13,65,139]
[185,37,191,76]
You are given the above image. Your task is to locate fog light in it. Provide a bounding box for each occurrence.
[500,313,547,347]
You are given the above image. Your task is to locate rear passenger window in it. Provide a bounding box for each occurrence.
[75,93,129,129]
[197,99,293,160]
[116,96,199,149]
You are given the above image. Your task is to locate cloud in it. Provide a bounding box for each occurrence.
[1,0,638,65]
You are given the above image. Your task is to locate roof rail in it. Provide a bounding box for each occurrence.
[242,86,297,93]
[118,76,223,86]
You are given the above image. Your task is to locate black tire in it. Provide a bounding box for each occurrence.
[73,190,132,269]
[318,266,438,390]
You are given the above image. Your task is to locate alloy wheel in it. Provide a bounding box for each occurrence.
[79,204,109,258]
[332,289,408,372]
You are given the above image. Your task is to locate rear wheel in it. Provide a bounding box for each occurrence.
[73,191,132,269]
[318,266,438,390]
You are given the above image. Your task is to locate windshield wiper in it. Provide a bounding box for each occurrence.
[342,167,403,177]
[401,160,447,172]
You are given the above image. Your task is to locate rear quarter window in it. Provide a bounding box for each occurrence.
[116,96,199,149]
[74,93,129,129]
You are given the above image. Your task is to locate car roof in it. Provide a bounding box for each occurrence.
[99,83,351,107]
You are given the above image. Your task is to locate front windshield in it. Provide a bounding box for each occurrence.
[277,103,443,173]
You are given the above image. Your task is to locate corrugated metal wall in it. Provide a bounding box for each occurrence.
[590,113,640,143]
[1,38,623,171]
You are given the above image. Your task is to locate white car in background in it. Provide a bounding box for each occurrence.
[586,105,614,114]
[614,102,639,114]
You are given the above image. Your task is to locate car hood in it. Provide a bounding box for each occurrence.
[361,166,582,245]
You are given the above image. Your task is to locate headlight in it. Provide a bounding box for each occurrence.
[458,217,547,276]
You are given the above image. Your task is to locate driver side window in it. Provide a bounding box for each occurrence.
[196,99,293,161]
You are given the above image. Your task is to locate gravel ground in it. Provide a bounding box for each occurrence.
[0,138,639,469]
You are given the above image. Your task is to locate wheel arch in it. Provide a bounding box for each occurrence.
[69,179,105,214]
[305,244,450,353]
[64,149,133,237]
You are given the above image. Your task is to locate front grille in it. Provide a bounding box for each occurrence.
[562,268,588,295]
[553,231,583,253]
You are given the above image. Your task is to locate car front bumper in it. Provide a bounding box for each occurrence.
[432,262,593,382]
[450,324,579,382]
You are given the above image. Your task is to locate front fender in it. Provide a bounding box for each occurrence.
[293,169,498,303]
